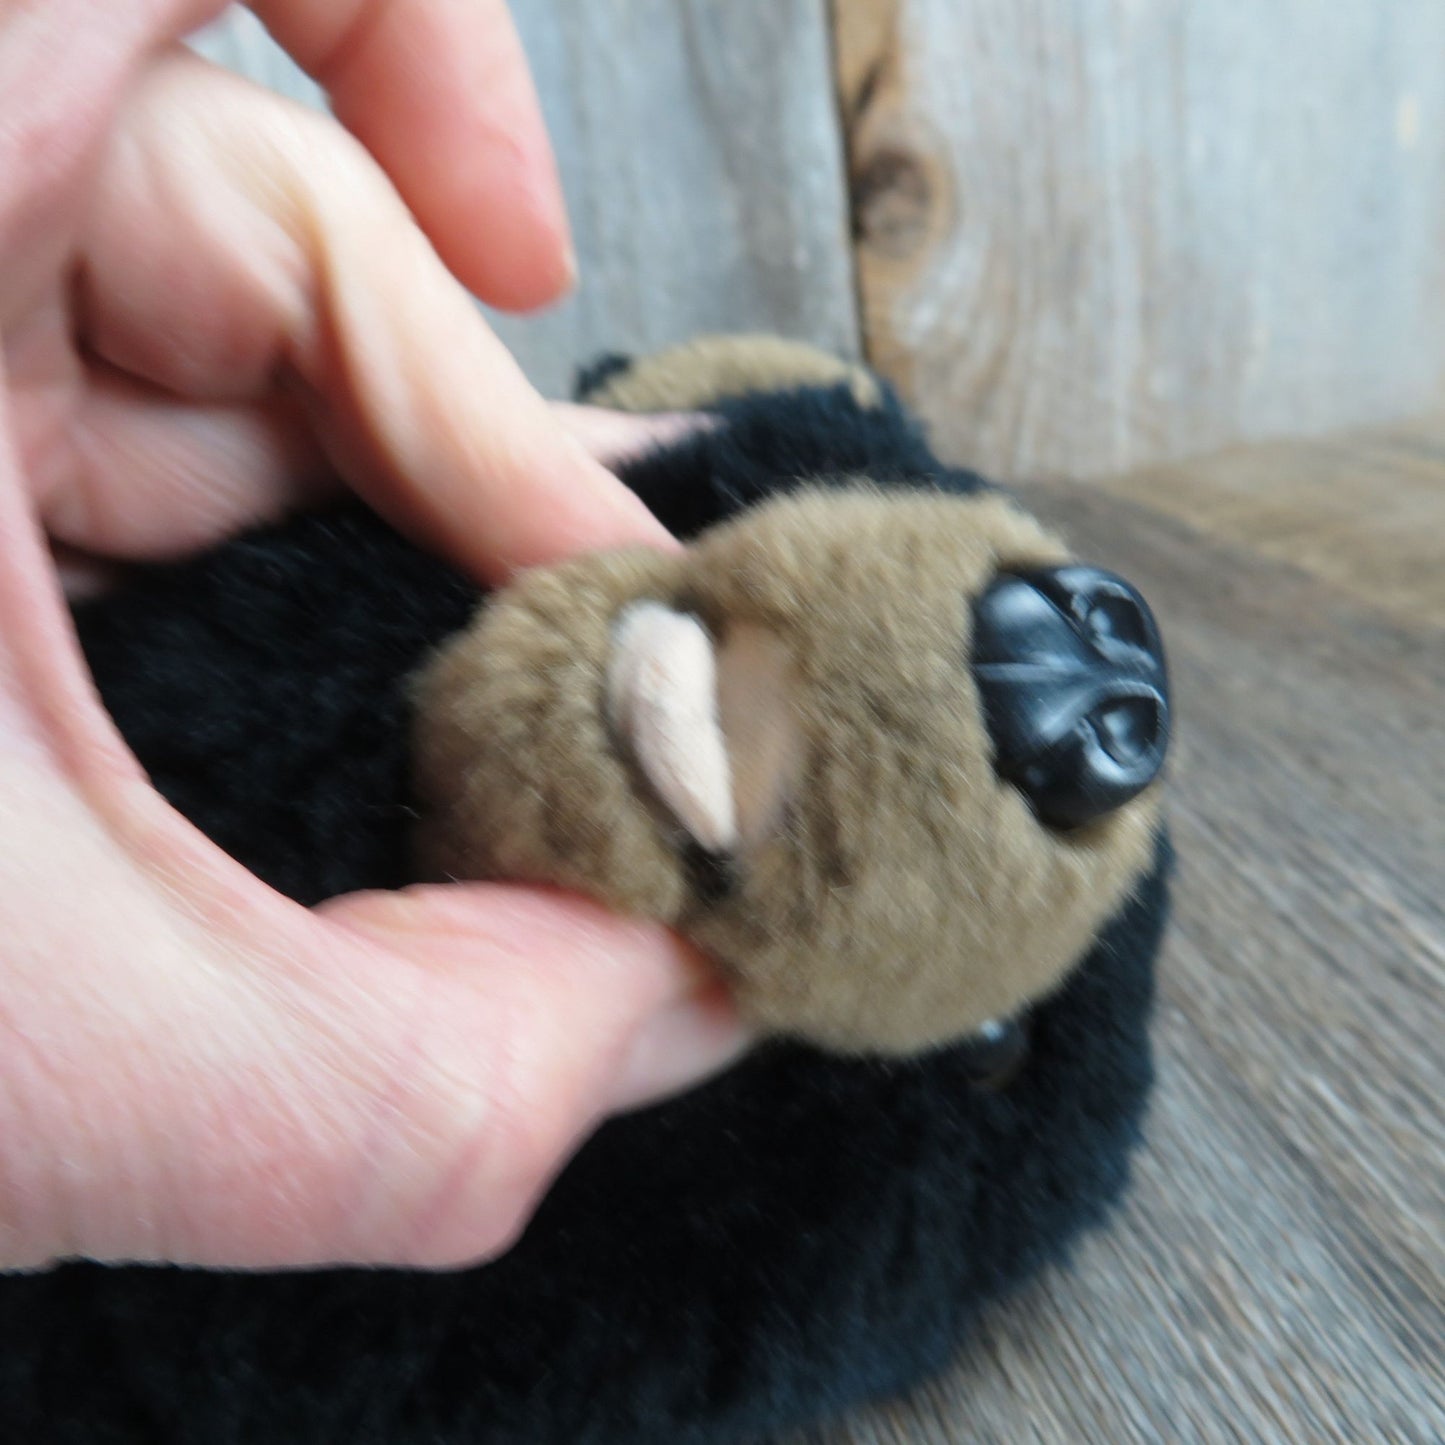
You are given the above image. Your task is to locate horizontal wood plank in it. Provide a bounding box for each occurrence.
[1094,417,1445,628]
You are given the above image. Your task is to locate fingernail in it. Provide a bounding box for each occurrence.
[608,984,751,1114]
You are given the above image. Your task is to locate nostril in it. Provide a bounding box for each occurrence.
[1093,695,1161,768]
[1086,594,1149,652]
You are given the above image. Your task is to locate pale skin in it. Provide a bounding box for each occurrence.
[0,0,739,1272]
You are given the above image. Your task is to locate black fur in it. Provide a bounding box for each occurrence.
[0,380,1169,1444]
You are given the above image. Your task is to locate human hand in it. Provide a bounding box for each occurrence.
[0,2,740,1271]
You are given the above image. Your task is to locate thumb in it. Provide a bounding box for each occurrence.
[312,882,746,1266]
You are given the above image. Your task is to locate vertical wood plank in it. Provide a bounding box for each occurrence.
[191,2,860,398]
[834,1,1445,480]
[491,0,859,395]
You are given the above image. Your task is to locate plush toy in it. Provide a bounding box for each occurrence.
[416,350,1167,1053]
[0,338,1173,1445]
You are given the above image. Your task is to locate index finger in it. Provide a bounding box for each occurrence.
[83,52,669,583]
[249,0,573,313]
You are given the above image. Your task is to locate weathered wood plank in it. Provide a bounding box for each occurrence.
[788,423,1445,1442]
[491,0,860,396]
[1095,416,1445,628]
[191,2,860,398]
[834,1,1445,480]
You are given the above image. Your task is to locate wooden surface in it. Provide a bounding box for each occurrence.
[834,1,1445,480]
[197,2,1445,477]
[785,416,1445,1444]
[489,0,859,397]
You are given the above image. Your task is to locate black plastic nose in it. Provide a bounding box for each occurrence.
[970,565,1170,829]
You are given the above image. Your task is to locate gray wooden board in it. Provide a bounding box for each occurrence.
[190,2,860,399]
[835,0,1445,482]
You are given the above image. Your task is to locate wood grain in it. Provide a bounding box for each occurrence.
[1094,416,1445,629]
[191,2,861,399]
[834,1,1445,481]
[786,417,1445,1443]
[490,0,860,397]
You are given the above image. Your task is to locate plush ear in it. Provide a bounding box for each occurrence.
[578,334,882,413]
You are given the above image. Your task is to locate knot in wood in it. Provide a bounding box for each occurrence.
[853,145,934,260]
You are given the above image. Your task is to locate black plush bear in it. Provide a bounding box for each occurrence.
[0,340,1170,1445]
